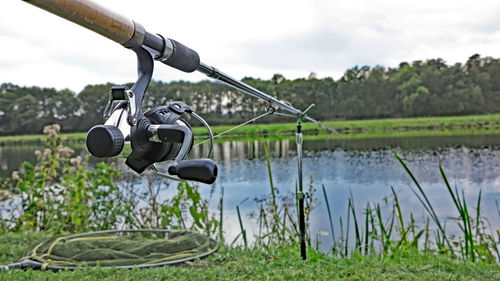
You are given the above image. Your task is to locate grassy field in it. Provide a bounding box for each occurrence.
[194,113,500,137]
[0,232,498,280]
[0,114,499,145]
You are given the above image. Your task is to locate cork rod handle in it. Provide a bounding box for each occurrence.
[23,0,135,44]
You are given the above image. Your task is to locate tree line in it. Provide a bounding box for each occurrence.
[1,54,499,135]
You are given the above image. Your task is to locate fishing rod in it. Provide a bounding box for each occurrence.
[22,0,335,127]
[22,0,335,259]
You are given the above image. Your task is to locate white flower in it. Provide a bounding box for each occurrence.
[70,156,82,166]
[0,190,10,200]
[43,148,52,157]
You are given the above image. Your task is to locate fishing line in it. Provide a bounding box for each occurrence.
[193,107,275,147]
[260,112,340,135]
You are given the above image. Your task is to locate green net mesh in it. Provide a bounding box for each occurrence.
[20,230,218,269]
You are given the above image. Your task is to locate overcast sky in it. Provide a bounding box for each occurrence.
[2,0,500,93]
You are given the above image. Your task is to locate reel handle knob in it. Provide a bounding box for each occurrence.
[168,159,218,184]
[86,125,124,157]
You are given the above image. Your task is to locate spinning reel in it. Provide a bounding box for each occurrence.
[85,47,217,184]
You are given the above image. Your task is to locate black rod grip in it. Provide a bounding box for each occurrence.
[163,39,200,72]
[168,159,217,184]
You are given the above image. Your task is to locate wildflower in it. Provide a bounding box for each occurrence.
[0,190,10,201]
[11,171,19,180]
[34,165,43,172]
[68,167,76,174]
[70,156,82,166]
[43,124,61,137]
[34,150,41,157]
[43,148,52,157]
[40,137,47,143]
[59,146,75,158]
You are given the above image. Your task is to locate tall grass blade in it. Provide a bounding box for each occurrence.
[349,190,362,252]
[424,217,430,252]
[391,186,407,245]
[395,153,452,250]
[345,203,351,257]
[461,189,475,262]
[387,204,396,239]
[475,189,482,238]
[322,184,336,246]
[440,165,477,261]
[231,233,242,247]
[264,142,276,208]
[236,205,247,248]
[295,181,299,238]
[411,229,425,249]
[496,199,500,218]
[236,197,249,248]
[219,186,224,241]
[375,203,390,252]
[286,211,299,237]
[364,202,370,255]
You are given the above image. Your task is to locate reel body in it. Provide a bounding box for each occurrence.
[86,86,217,184]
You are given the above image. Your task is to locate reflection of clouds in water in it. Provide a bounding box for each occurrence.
[1,139,499,249]
[191,142,499,248]
[177,141,500,249]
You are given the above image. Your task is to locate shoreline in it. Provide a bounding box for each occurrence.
[0,113,499,146]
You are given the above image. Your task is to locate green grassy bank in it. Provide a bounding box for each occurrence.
[0,114,499,146]
[0,232,498,281]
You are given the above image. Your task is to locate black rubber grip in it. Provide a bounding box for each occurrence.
[86,125,124,158]
[168,159,217,184]
[164,39,200,72]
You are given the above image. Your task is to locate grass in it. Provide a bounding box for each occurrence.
[1,127,499,279]
[0,114,499,145]
[0,232,499,280]
[194,113,500,138]
[313,153,499,264]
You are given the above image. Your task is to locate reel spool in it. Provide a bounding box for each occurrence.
[86,86,217,184]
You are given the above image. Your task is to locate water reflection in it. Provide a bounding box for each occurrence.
[0,135,499,252]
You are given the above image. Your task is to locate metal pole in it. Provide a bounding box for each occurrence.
[295,104,314,260]
[296,123,306,260]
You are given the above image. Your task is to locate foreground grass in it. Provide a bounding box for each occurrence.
[0,114,499,145]
[0,232,498,280]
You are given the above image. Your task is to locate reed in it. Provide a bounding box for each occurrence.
[236,197,249,248]
[394,153,453,251]
[218,186,224,241]
[348,190,362,253]
[321,184,336,248]
[223,149,498,263]
[363,202,370,255]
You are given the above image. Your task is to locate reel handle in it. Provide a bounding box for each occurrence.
[168,159,218,185]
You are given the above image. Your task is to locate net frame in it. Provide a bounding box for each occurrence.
[1,229,218,271]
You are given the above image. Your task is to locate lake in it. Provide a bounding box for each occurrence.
[1,134,499,251]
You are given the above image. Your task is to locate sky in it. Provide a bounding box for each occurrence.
[2,0,500,93]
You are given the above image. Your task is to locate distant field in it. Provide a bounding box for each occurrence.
[0,114,499,145]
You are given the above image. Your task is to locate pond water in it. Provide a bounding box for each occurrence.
[1,134,499,252]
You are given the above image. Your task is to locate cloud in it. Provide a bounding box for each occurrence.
[2,0,500,91]
[239,27,395,72]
